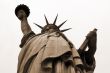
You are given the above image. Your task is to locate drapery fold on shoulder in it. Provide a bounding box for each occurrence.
[18,32,83,73]
[20,31,36,48]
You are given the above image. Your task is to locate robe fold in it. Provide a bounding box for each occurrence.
[17,31,91,73]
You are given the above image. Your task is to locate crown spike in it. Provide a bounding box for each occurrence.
[53,14,58,25]
[44,14,49,25]
[61,28,72,32]
[58,20,67,28]
[34,23,43,29]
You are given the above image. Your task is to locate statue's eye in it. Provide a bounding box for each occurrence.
[46,26,50,30]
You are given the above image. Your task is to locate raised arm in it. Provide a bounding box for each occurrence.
[15,4,32,35]
[20,12,32,35]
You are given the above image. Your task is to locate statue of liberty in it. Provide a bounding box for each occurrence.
[15,4,97,73]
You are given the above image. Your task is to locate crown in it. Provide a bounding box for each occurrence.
[34,14,71,33]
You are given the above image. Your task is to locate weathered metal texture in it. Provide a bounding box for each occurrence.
[15,4,97,73]
[18,32,84,73]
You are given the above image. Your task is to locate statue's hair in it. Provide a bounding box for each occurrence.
[15,4,30,17]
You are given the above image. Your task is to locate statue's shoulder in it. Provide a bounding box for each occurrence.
[20,31,36,48]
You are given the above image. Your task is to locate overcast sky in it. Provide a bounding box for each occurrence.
[0,0,110,73]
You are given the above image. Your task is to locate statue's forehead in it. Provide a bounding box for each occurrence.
[44,24,58,28]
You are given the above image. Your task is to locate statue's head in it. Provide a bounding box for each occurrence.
[41,24,59,33]
[34,15,71,34]
[15,4,71,34]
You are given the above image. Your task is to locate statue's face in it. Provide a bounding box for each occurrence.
[17,10,26,20]
[42,24,59,33]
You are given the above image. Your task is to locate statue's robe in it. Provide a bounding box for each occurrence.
[17,31,95,73]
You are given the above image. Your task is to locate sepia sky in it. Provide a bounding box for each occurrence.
[0,0,110,73]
